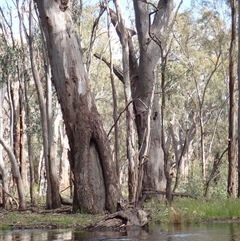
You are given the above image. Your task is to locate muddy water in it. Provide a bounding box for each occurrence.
[1,223,240,240]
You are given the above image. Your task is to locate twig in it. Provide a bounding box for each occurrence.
[107,98,148,137]
[60,185,72,193]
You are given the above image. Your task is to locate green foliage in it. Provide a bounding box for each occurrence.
[161,4,232,198]
[177,162,205,196]
[206,162,228,199]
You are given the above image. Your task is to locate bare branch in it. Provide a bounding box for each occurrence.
[94,53,124,82]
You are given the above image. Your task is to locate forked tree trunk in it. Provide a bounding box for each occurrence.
[35,0,120,214]
[103,0,173,203]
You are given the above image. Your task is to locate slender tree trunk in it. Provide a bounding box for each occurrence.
[29,2,50,208]
[7,80,14,149]
[238,0,240,198]
[35,0,120,214]
[160,52,173,204]
[200,114,206,178]
[106,5,119,177]
[0,137,26,209]
[59,118,70,193]
[15,0,35,203]
[28,0,61,209]
[47,65,61,209]
[13,80,27,190]
[228,0,237,197]
[113,0,139,205]
[24,79,35,204]
[0,85,8,208]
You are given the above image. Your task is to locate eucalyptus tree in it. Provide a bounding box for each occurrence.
[0,7,27,209]
[191,0,239,199]
[166,8,230,196]
[26,0,62,209]
[35,0,120,214]
[100,0,175,204]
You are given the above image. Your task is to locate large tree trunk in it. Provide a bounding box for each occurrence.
[133,0,173,200]
[35,0,119,214]
[104,0,173,203]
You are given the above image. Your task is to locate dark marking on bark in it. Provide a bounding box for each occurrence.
[153,111,158,120]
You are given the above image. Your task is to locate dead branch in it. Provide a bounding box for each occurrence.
[85,5,106,71]
[94,53,124,82]
[107,98,148,137]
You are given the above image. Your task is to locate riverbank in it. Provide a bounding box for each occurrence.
[0,208,100,230]
[1,198,240,230]
[145,197,240,224]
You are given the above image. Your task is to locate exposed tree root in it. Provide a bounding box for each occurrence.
[87,209,151,230]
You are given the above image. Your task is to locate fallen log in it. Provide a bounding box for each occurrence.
[31,206,72,214]
[87,209,151,230]
[143,190,200,200]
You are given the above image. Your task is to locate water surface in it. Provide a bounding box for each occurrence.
[1,223,240,240]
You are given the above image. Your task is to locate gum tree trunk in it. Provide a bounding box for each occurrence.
[35,0,119,213]
[104,0,173,203]
[133,0,173,200]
